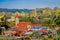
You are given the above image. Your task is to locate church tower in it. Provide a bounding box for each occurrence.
[15,12,19,26]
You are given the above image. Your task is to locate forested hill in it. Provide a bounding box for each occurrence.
[0,8,32,13]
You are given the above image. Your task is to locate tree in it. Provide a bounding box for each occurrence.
[0,27,2,34]
[57,29,60,35]
[42,18,53,28]
[55,15,60,26]
[55,9,60,17]
[1,25,9,30]
[7,21,15,27]
[54,7,59,10]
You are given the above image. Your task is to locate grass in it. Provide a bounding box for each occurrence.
[0,36,60,40]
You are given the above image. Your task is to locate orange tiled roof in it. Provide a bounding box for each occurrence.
[31,24,42,26]
[16,22,31,31]
[39,30,48,33]
[28,30,33,32]
[15,22,42,32]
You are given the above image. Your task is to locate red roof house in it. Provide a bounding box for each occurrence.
[16,22,31,31]
[31,24,42,26]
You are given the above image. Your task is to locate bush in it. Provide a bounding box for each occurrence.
[0,27,2,34]
[57,36,60,40]
[44,38,48,40]
[57,29,60,35]
[54,37,57,40]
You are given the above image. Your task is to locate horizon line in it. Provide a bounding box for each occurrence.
[0,7,59,9]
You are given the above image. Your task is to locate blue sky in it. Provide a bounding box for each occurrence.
[0,0,60,9]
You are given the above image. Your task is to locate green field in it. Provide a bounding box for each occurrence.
[0,36,60,40]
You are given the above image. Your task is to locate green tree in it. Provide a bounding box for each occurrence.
[57,29,60,35]
[55,15,60,26]
[0,27,2,35]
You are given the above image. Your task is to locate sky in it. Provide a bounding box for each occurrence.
[0,0,60,9]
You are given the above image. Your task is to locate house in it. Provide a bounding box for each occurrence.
[16,22,31,31]
[55,25,60,30]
